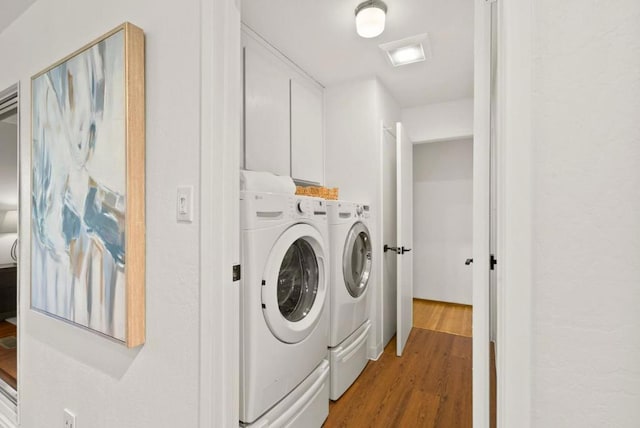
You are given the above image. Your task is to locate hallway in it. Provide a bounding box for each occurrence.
[324,300,472,427]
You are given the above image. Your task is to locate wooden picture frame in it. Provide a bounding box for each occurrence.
[31,23,145,347]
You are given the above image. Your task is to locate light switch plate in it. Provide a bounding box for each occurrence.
[63,409,76,428]
[177,186,194,223]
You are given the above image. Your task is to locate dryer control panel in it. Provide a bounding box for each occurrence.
[294,197,327,222]
[356,204,370,220]
[327,201,370,225]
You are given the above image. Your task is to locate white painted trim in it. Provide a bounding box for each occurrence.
[199,0,241,426]
[0,83,18,428]
[472,0,492,427]
[13,82,20,428]
[372,120,385,361]
[412,133,474,145]
[495,0,533,426]
[368,345,383,361]
[241,24,325,89]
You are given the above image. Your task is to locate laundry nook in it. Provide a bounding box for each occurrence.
[236,0,477,424]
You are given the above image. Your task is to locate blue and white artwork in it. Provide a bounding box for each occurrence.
[32,30,127,341]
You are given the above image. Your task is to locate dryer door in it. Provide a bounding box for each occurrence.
[342,222,372,298]
[262,223,327,344]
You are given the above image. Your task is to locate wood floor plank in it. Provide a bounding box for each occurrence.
[413,299,472,337]
[324,328,472,428]
[0,321,17,389]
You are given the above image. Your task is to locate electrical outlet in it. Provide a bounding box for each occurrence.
[63,409,76,428]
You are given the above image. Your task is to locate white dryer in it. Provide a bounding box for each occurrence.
[240,191,330,426]
[326,200,373,400]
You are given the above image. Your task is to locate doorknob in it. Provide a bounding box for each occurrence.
[400,247,412,254]
[465,258,473,265]
[384,245,400,254]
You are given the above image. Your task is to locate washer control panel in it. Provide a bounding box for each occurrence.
[293,197,327,221]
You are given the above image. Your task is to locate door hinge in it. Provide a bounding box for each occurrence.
[490,254,497,271]
[233,264,241,282]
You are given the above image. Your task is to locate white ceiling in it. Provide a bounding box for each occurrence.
[241,0,474,108]
[0,0,36,35]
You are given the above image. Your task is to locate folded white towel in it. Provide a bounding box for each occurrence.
[240,170,296,195]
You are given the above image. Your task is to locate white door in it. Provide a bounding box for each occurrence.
[396,122,413,357]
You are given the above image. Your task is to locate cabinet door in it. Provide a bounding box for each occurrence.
[291,79,324,184]
[244,45,291,176]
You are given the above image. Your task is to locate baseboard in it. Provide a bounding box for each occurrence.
[368,343,383,361]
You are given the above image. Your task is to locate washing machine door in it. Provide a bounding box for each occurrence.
[262,223,327,344]
[342,222,372,298]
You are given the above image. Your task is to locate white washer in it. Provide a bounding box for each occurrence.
[240,191,330,426]
[326,200,373,400]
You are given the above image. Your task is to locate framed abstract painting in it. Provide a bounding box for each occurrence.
[31,23,145,347]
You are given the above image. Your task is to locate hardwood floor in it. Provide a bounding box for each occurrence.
[413,299,472,337]
[323,299,489,427]
[0,321,16,390]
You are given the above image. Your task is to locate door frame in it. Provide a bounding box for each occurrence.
[202,0,534,426]
[0,83,20,428]
[198,0,242,426]
[472,0,492,426]
[475,0,534,426]
[494,0,533,426]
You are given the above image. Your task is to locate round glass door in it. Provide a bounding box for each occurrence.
[343,222,372,298]
[261,224,327,344]
[277,239,319,322]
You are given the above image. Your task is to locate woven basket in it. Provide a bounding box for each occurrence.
[295,186,339,200]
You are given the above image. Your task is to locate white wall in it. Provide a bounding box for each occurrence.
[324,77,400,357]
[413,138,473,305]
[530,0,640,426]
[0,122,17,210]
[0,0,204,426]
[401,98,473,144]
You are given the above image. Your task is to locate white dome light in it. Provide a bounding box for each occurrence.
[355,1,387,39]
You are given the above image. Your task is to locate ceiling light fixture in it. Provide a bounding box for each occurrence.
[355,0,388,39]
[379,33,431,67]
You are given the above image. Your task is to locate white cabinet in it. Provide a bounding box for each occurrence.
[242,28,324,184]
[291,79,324,184]
[243,44,291,176]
